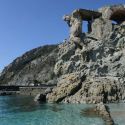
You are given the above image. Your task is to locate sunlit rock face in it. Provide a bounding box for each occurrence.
[47,4,125,104]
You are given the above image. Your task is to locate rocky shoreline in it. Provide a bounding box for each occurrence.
[46,5,125,104]
[0,4,125,105]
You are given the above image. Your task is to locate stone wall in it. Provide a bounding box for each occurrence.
[19,87,46,96]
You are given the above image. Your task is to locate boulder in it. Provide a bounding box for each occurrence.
[34,93,46,102]
[47,72,85,103]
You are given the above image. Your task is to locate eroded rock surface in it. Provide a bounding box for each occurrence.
[62,77,124,104]
[47,72,86,103]
[47,5,125,104]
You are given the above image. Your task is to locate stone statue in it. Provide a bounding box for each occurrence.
[63,10,83,49]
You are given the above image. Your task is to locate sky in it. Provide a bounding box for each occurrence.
[0,0,124,71]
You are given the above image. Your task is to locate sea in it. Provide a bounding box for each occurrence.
[0,95,125,125]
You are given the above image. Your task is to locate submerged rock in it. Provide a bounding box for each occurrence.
[81,102,115,125]
[96,102,115,125]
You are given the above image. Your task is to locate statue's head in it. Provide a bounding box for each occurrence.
[63,15,71,21]
[63,15,71,26]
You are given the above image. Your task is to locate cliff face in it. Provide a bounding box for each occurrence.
[0,45,58,86]
[47,25,125,103]
[1,5,125,104]
[47,5,125,103]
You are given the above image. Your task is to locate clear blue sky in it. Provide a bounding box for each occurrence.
[0,0,124,71]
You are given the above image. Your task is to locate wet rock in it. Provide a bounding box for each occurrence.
[34,93,46,102]
[96,102,115,125]
[80,102,115,125]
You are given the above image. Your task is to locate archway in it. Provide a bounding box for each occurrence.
[82,21,92,33]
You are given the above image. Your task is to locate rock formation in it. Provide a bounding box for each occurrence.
[0,45,58,86]
[47,4,125,104]
[1,4,125,104]
[63,9,101,49]
[96,102,115,125]
[34,93,46,102]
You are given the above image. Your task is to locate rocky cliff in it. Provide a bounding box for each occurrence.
[47,5,125,104]
[1,4,125,104]
[0,45,58,86]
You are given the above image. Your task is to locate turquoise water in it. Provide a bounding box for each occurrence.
[0,96,125,125]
